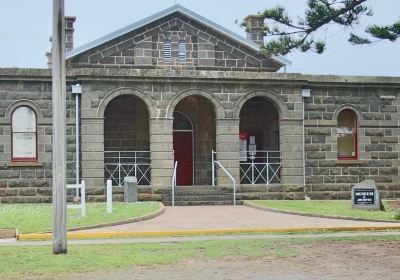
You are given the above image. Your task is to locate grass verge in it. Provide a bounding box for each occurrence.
[0,202,161,233]
[248,200,398,221]
[1,235,399,279]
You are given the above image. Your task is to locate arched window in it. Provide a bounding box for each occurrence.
[173,111,192,131]
[337,109,357,159]
[11,106,37,161]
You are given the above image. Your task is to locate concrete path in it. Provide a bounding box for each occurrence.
[80,205,400,232]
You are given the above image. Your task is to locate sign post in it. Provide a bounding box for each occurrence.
[52,0,67,254]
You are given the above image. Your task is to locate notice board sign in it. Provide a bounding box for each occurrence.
[353,189,375,205]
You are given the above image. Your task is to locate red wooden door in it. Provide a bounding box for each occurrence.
[173,132,193,185]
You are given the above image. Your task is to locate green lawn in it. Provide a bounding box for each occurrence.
[0,202,161,233]
[249,200,399,221]
[0,235,399,279]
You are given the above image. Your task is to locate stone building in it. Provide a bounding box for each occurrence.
[0,5,399,204]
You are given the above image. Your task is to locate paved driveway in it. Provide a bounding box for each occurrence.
[80,205,400,232]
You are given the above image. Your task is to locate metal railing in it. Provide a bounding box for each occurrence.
[211,150,217,186]
[214,160,237,206]
[171,161,178,207]
[240,150,281,185]
[104,151,150,186]
[67,180,86,217]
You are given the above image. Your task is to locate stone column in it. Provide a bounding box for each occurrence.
[215,119,240,186]
[81,117,105,188]
[150,118,174,190]
[279,119,304,186]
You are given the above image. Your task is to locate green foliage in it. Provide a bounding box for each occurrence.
[394,212,400,220]
[314,41,326,53]
[0,202,161,233]
[263,6,292,25]
[367,22,400,41]
[244,0,398,56]
[349,33,372,44]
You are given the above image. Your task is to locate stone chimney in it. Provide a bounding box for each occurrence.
[244,15,264,45]
[65,16,76,51]
[46,16,76,69]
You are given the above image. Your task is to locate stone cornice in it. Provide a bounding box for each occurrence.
[0,67,399,87]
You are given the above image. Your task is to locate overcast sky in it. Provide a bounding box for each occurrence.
[0,0,399,76]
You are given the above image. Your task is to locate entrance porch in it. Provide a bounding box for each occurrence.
[81,88,304,204]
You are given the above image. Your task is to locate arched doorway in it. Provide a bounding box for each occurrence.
[239,96,281,184]
[173,112,193,185]
[104,95,150,185]
[173,95,216,186]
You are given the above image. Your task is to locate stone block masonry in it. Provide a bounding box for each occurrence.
[0,68,399,202]
[304,83,400,199]
[0,71,78,203]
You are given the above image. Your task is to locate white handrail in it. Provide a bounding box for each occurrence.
[171,161,178,207]
[66,180,86,217]
[214,161,236,206]
[211,149,216,187]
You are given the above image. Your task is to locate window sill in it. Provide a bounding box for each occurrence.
[334,160,365,165]
[7,161,43,167]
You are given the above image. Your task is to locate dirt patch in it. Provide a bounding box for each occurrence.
[33,240,400,280]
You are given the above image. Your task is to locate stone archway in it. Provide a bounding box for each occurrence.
[97,87,157,118]
[166,89,225,119]
[103,95,151,186]
[173,95,216,186]
[233,90,289,120]
[239,96,281,184]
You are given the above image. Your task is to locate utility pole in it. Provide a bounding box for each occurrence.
[52,0,67,254]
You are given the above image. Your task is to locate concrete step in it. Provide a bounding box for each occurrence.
[163,200,243,206]
[165,194,234,201]
[173,190,232,196]
[160,185,238,205]
[174,185,230,191]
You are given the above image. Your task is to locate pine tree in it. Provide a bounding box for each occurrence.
[242,0,399,56]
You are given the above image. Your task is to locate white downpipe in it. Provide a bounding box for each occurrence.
[302,97,305,189]
[72,83,82,197]
[302,88,311,196]
[75,93,80,196]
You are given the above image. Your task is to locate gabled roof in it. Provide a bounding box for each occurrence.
[65,4,291,66]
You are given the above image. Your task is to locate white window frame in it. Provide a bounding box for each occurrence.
[11,106,38,161]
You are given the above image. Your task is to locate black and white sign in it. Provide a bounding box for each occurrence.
[351,179,380,210]
[354,189,375,205]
